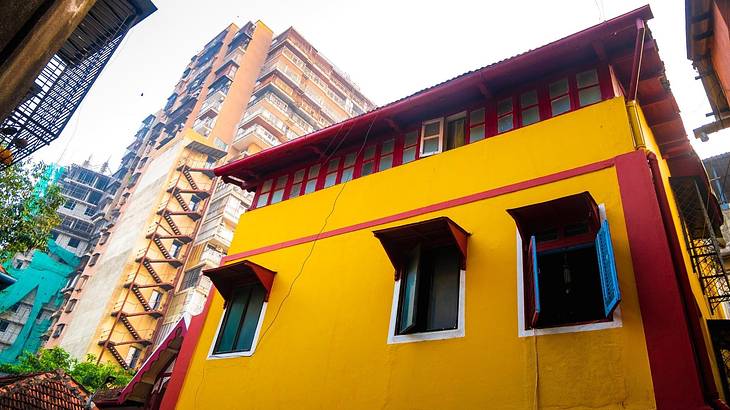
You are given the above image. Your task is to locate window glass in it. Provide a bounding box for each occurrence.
[213,284,266,354]
[402,131,419,163]
[579,87,601,107]
[577,69,601,107]
[498,114,514,133]
[362,145,377,176]
[469,125,485,141]
[256,178,273,208]
[341,153,356,182]
[549,78,571,116]
[289,169,305,198]
[497,98,514,133]
[497,99,513,116]
[445,116,466,151]
[576,69,598,88]
[324,158,339,188]
[521,106,539,126]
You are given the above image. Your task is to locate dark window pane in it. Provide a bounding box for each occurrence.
[425,247,460,331]
[235,285,266,351]
[445,117,466,150]
[215,287,250,353]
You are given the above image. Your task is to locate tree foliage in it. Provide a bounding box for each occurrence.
[0,347,133,392]
[0,162,64,262]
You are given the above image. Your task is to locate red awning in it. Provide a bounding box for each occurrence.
[373,217,470,280]
[203,260,276,301]
[507,191,600,238]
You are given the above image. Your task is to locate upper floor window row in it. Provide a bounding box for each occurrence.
[252,67,609,209]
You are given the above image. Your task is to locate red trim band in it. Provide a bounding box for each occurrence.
[223,157,615,264]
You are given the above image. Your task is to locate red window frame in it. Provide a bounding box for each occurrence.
[496,97,514,134]
[358,144,378,178]
[286,168,306,199]
[378,138,396,171]
[323,157,341,189]
[254,178,273,208]
[305,163,321,193]
[269,175,288,204]
[339,151,357,183]
[548,77,572,117]
[400,129,420,164]
[249,64,614,209]
[576,68,602,108]
[518,89,540,127]
[467,106,486,143]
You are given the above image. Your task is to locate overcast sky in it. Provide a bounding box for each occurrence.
[34,0,730,169]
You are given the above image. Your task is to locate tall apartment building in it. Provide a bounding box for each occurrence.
[0,160,111,364]
[157,27,374,343]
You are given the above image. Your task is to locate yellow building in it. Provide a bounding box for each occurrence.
[164,7,730,410]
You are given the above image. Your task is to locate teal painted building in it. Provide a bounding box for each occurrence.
[0,240,79,363]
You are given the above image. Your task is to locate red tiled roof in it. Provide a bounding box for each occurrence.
[0,370,91,410]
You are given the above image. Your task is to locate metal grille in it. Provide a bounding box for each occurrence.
[670,177,730,313]
[0,0,136,170]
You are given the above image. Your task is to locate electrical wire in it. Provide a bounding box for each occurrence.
[255,114,379,348]
[192,114,379,407]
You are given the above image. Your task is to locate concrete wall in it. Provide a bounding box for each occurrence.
[59,140,185,359]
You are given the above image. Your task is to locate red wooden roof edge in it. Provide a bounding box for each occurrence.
[215,5,654,180]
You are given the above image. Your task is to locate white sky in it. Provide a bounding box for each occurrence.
[34,0,730,169]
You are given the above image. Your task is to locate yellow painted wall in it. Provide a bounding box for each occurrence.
[175,98,657,409]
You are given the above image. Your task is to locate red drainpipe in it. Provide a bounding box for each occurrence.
[647,151,730,410]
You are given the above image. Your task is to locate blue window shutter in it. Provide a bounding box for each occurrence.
[526,236,541,328]
[529,235,540,328]
[596,220,621,317]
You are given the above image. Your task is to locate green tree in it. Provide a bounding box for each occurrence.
[0,347,133,392]
[0,161,64,262]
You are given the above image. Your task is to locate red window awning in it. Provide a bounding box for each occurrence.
[507,191,600,239]
[373,217,470,280]
[203,260,276,301]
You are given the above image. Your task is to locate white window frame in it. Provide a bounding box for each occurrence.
[207,301,268,359]
[444,111,467,150]
[386,269,466,345]
[515,203,623,337]
[419,118,444,157]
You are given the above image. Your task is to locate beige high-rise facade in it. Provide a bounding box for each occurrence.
[45,21,274,369]
[46,22,374,371]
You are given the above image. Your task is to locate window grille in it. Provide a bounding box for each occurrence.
[670,176,730,312]
[0,0,137,169]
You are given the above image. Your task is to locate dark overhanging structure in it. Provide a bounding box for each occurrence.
[0,0,156,170]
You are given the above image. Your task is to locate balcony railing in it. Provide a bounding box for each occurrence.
[233,124,281,150]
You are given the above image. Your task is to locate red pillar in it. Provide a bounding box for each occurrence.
[615,150,709,410]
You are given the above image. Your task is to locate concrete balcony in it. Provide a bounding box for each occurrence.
[198,90,226,119]
[232,124,281,151]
